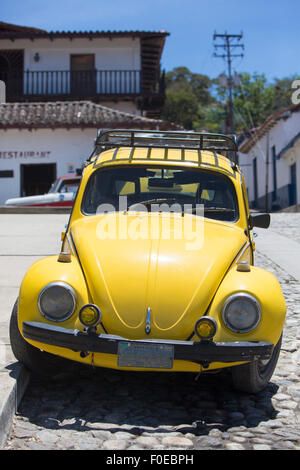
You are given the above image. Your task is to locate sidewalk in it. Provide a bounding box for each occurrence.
[0,213,69,447]
[254,227,300,281]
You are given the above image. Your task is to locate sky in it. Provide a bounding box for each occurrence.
[1,0,299,82]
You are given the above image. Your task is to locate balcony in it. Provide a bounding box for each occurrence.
[0,69,144,101]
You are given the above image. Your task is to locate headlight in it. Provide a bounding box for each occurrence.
[222,293,261,333]
[38,282,76,321]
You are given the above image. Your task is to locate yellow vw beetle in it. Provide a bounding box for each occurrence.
[10,130,286,393]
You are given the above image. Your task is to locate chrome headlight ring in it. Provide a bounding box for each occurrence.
[222,292,261,333]
[38,281,77,322]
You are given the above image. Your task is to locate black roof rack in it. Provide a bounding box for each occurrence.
[88,129,238,169]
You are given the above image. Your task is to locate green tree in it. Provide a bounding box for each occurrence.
[219,73,300,132]
[161,67,214,129]
[231,73,274,130]
[162,67,300,133]
[201,104,227,133]
[165,66,213,105]
[272,75,300,111]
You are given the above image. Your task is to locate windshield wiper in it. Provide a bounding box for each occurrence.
[129,198,177,210]
[204,207,235,212]
[185,207,235,214]
[128,200,235,215]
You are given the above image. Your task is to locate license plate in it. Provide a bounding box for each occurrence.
[117,341,174,369]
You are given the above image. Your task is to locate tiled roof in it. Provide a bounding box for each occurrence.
[0,21,46,35]
[0,101,181,130]
[239,103,300,153]
[0,22,169,39]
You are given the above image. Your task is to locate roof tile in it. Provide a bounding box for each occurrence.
[0,101,181,130]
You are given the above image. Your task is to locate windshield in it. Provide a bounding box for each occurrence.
[49,178,79,194]
[82,166,238,222]
[48,178,61,194]
[59,179,80,194]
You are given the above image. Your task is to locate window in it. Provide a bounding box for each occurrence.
[253,157,258,204]
[272,146,277,201]
[82,166,238,222]
[0,170,13,178]
[290,163,297,206]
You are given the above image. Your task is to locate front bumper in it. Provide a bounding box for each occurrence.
[23,321,274,368]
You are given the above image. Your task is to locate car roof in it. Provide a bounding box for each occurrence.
[88,146,239,180]
[85,129,240,180]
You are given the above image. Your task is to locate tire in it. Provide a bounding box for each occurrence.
[9,298,73,376]
[231,335,282,393]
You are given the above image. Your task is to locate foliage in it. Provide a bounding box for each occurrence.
[231,73,274,130]
[162,88,201,130]
[272,75,300,110]
[161,67,213,130]
[162,67,299,133]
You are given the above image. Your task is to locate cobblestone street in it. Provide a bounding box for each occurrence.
[3,214,300,451]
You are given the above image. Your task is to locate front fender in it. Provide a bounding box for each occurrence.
[207,265,286,346]
[18,255,90,339]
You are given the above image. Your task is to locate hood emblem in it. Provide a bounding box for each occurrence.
[145,307,151,334]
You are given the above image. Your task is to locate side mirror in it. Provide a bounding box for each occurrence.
[249,213,271,229]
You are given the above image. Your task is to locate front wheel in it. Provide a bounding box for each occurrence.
[231,335,282,393]
[9,298,73,376]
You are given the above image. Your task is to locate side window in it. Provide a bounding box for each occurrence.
[200,189,214,200]
[119,181,136,195]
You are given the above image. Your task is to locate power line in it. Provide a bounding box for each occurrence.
[213,31,244,135]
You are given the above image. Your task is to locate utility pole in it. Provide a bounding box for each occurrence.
[213,32,244,135]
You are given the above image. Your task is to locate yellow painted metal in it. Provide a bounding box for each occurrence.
[69,214,247,339]
[17,146,287,372]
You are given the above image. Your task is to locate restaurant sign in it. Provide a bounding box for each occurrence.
[0,150,51,159]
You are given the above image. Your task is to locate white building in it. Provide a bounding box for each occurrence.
[0,21,169,118]
[0,101,179,205]
[239,103,300,211]
[0,22,177,204]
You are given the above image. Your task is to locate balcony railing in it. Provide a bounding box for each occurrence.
[0,69,141,100]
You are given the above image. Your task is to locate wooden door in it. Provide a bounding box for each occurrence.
[70,54,96,97]
[0,50,24,100]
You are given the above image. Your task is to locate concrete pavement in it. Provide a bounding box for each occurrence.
[254,228,300,281]
[0,211,299,447]
[0,213,70,447]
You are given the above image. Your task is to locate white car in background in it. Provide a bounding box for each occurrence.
[5,174,81,207]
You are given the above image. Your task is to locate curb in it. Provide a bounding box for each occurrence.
[0,206,71,214]
[278,204,300,213]
[0,362,30,448]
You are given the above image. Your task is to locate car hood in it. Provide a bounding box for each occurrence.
[71,213,247,339]
[5,192,74,206]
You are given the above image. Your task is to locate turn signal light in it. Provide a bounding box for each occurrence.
[237,261,251,272]
[79,304,101,328]
[58,251,71,263]
[194,317,217,341]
